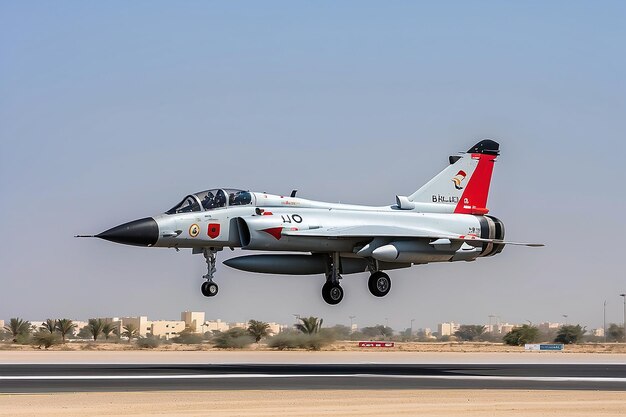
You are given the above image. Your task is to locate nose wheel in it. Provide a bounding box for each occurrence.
[368,271,391,297]
[201,281,219,297]
[201,248,219,298]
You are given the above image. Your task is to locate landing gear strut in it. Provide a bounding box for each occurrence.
[201,248,219,297]
[321,252,343,305]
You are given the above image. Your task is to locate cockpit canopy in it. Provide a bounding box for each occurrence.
[166,189,252,214]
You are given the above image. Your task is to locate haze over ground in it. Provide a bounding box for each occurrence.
[1,2,624,331]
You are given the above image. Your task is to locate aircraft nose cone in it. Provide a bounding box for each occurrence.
[97,217,159,247]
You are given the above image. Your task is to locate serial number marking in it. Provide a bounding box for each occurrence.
[432,195,459,203]
[281,214,303,224]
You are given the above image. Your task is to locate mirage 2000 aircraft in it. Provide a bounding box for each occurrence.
[78,140,542,304]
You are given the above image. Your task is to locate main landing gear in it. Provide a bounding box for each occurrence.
[320,254,393,305]
[368,271,391,297]
[322,253,344,305]
[201,248,219,297]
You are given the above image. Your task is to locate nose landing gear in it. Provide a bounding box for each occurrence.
[201,248,219,297]
[201,281,218,297]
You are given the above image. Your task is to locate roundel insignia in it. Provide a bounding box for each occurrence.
[189,223,200,238]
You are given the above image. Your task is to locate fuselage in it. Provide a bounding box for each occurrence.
[150,190,504,264]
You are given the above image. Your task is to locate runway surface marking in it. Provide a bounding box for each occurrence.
[2,374,624,383]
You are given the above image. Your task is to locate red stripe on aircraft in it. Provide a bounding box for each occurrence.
[454,153,496,215]
[261,227,283,240]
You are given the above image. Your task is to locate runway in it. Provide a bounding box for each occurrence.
[1,363,625,392]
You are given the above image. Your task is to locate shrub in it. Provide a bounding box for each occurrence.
[213,328,254,349]
[267,332,307,350]
[32,331,61,349]
[306,331,335,350]
[15,333,33,345]
[555,325,585,344]
[267,330,335,351]
[607,323,625,342]
[454,325,486,341]
[136,336,162,349]
[172,332,204,345]
[361,325,394,340]
[503,325,540,346]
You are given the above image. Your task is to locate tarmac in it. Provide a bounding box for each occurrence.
[1,351,624,393]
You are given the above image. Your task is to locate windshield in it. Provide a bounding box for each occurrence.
[166,195,201,214]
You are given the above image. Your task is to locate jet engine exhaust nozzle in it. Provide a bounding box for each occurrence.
[96,217,159,247]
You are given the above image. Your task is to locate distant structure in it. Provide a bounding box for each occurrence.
[416,328,435,340]
[591,328,604,337]
[151,320,185,339]
[181,311,205,333]
[81,312,289,340]
[0,320,4,330]
[438,322,460,336]
[538,322,562,332]
[118,316,152,337]
[72,321,89,334]
[203,319,230,333]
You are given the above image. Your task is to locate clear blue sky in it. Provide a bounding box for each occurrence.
[1,2,624,330]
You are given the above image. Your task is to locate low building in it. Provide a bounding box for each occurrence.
[151,320,185,339]
[203,319,230,333]
[181,311,205,333]
[72,321,89,336]
[591,328,605,337]
[119,316,152,337]
[438,322,460,337]
[102,317,123,335]
[417,328,432,337]
[538,322,562,332]
[267,322,286,335]
[229,322,247,330]
[496,323,515,334]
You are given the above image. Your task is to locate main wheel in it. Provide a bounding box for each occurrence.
[368,271,391,297]
[322,282,344,305]
[201,281,219,297]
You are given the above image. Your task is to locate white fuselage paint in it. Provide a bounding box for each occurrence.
[153,193,482,257]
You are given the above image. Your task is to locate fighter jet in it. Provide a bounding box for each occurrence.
[78,140,542,305]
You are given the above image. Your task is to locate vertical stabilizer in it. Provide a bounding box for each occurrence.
[408,140,499,214]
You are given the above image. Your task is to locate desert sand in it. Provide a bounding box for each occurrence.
[1,390,625,417]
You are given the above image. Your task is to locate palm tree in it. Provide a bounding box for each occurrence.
[295,316,323,334]
[247,320,271,342]
[87,318,105,341]
[4,318,31,343]
[41,319,57,334]
[102,322,116,341]
[55,319,76,343]
[122,324,139,342]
